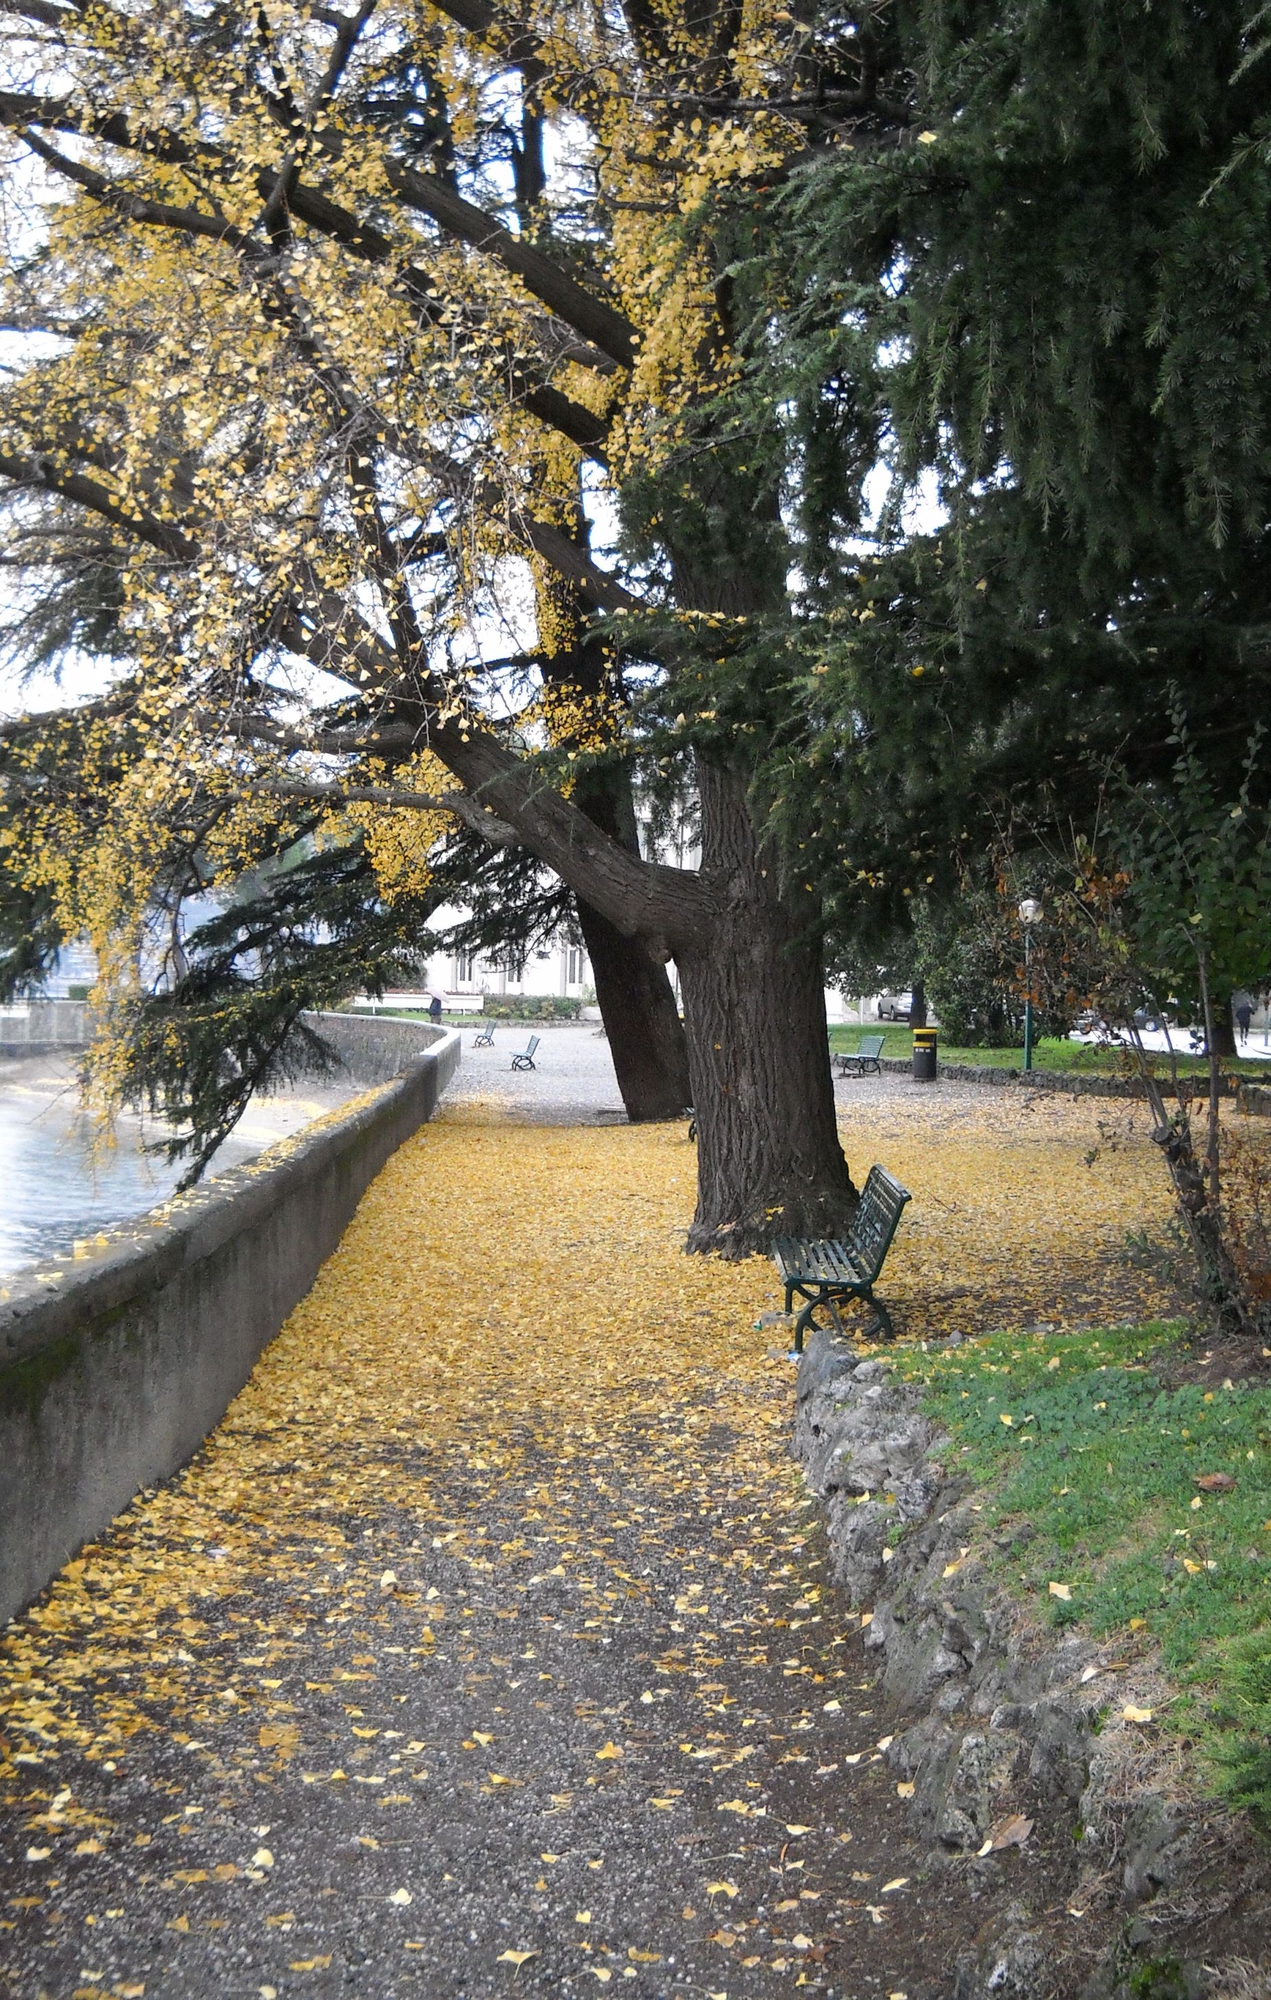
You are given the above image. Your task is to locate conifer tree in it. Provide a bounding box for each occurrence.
[757,0,1271,984]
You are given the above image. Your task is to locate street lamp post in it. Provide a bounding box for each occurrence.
[1019,897,1043,1072]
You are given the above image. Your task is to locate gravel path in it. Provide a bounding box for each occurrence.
[441,1025,628,1123]
[0,1052,1176,1999]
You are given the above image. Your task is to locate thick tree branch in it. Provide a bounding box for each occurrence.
[0,0,76,26]
[220,712,420,757]
[383,161,637,370]
[257,774,519,846]
[0,446,198,561]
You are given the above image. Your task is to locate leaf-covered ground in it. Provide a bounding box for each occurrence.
[0,1092,1181,1999]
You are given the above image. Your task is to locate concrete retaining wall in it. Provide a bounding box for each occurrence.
[0,999,91,1056]
[0,1023,459,1626]
[299,1008,455,1086]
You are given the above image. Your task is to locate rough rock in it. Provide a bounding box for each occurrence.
[791,1326,1263,1995]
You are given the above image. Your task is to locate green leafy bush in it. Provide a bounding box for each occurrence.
[479,995,581,1021]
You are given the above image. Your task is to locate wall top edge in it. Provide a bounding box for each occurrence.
[0,1028,460,1368]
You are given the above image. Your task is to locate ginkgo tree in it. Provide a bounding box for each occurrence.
[0,0,912,1253]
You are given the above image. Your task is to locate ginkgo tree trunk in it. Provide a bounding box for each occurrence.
[0,0,910,1251]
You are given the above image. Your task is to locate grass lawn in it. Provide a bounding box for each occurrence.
[828,1023,1271,1080]
[894,1323,1271,1821]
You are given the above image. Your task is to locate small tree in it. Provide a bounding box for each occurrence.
[1033,719,1271,1336]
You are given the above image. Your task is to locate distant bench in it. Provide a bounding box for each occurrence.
[833,1031,886,1078]
[773,1164,912,1351]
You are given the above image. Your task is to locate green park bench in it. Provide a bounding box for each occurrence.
[511,1033,540,1072]
[833,1031,886,1078]
[473,1021,495,1047]
[773,1164,912,1351]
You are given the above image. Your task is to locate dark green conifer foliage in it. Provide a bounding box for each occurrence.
[752,0,1271,964]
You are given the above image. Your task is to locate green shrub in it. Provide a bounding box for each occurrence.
[479,994,581,1021]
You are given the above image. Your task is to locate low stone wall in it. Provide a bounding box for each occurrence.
[872,1052,1271,1115]
[0,1024,459,1626]
[0,999,91,1056]
[299,1008,455,1086]
[793,1332,1260,1998]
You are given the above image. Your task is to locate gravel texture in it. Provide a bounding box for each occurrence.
[0,1056,1186,1999]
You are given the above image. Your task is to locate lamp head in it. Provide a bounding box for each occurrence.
[1018,896,1043,926]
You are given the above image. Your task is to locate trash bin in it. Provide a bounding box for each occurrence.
[912,1027,937,1082]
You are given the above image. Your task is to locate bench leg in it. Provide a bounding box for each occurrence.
[792,1297,820,1353]
[865,1290,895,1341]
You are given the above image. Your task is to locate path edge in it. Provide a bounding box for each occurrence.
[0,1025,460,1627]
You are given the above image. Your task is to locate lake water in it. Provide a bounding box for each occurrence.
[0,1063,354,1279]
[0,1085,264,1278]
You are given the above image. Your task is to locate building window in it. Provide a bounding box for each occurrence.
[567,947,586,985]
[455,951,478,984]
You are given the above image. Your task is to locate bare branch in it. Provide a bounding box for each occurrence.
[383,162,637,370]
[257,773,519,846]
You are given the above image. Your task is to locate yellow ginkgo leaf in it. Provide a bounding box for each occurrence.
[595,1741,623,1760]
[705,1881,739,1898]
[1048,1582,1072,1601]
[496,1950,539,1967]
[1122,1705,1154,1724]
[388,1888,412,1906]
[882,1877,909,1893]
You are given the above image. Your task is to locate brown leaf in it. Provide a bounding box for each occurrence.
[977,1813,1034,1856]
[1194,1472,1237,1492]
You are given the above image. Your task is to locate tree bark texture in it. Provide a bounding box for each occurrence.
[574,896,692,1120]
[676,763,854,1256]
[1210,985,1238,1059]
[678,892,853,1255]
[538,565,693,1124]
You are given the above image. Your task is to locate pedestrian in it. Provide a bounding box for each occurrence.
[428,992,442,1025]
[1235,997,1253,1048]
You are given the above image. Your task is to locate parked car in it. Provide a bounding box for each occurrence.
[876,992,913,1022]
